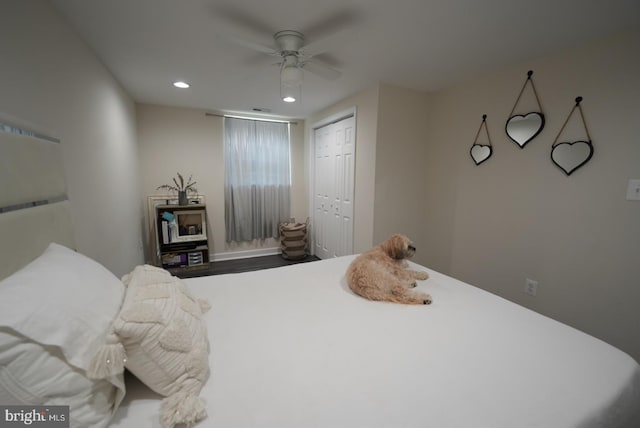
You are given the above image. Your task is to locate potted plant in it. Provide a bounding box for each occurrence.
[157,173,197,205]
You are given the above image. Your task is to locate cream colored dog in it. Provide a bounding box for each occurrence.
[346,234,431,305]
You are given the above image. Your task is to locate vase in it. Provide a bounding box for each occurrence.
[178,191,188,206]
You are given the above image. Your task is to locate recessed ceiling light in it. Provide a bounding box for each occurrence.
[173,81,190,89]
[282,96,296,103]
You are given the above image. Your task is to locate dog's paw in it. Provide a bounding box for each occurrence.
[415,271,429,281]
[423,295,432,305]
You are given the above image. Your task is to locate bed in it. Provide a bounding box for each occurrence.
[109,257,640,428]
[1,121,639,428]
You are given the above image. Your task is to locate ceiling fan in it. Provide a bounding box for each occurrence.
[214,6,358,103]
[225,29,344,102]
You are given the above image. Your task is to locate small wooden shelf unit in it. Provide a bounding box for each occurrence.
[155,204,209,274]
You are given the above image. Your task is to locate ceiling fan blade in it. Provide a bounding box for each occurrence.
[217,33,279,56]
[302,8,362,41]
[302,60,341,80]
[299,28,353,58]
[211,4,274,37]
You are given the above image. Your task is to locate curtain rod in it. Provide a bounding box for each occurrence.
[205,112,298,125]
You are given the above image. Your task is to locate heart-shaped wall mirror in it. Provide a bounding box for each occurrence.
[470,114,493,166]
[506,70,545,149]
[551,140,593,176]
[471,144,492,165]
[506,112,545,148]
[551,97,594,176]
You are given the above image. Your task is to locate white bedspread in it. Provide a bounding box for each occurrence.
[111,256,640,428]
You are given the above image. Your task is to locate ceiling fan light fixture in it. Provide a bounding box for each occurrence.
[280,65,303,86]
[281,82,299,103]
[280,61,302,103]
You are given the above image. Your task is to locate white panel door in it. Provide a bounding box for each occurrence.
[337,116,355,257]
[313,115,355,259]
[314,125,332,259]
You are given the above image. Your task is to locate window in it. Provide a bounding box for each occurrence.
[224,117,291,242]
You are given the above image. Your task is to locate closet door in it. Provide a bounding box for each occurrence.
[314,124,332,259]
[313,115,355,259]
[336,116,355,257]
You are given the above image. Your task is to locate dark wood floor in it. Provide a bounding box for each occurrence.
[175,254,320,278]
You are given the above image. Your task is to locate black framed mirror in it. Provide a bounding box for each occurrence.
[506,112,545,148]
[551,97,594,176]
[506,70,545,149]
[551,141,594,176]
[471,144,492,165]
[470,114,493,166]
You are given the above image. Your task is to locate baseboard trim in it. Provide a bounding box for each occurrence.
[211,247,281,262]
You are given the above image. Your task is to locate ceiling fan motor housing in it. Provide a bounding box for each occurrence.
[274,30,305,54]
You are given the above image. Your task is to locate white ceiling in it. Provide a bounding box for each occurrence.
[51,0,640,119]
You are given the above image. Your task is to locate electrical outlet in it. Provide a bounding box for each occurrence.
[626,179,640,201]
[524,278,538,296]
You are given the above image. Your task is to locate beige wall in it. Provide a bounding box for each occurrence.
[0,0,143,276]
[307,85,380,252]
[289,117,308,223]
[374,84,431,261]
[136,104,307,259]
[424,31,640,361]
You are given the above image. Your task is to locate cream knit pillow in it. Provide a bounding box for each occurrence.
[92,265,210,428]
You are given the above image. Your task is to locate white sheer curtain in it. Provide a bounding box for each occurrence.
[224,117,291,243]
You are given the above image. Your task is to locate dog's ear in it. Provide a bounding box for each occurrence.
[385,234,407,259]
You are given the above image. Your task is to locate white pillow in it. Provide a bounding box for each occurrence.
[113,264,210,428]
[0,330,118,428]
[0,243,125,426]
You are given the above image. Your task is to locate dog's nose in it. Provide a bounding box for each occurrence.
[408,245,416,252]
